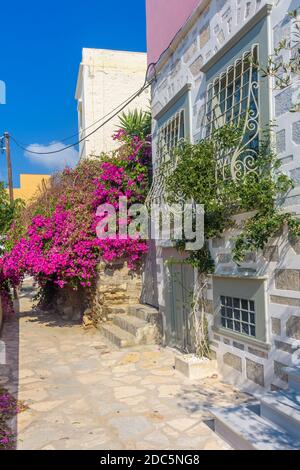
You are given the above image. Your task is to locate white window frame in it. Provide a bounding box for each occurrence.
[157,109,185,166]
[147,84,192,204]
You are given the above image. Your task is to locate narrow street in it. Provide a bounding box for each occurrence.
[0,280,251,450]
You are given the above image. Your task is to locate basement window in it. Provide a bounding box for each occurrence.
[220,295,256,337]
[213,276,267,344]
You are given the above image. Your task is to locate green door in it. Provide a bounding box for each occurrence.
[169,262,194,351]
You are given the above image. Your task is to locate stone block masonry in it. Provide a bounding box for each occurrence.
[148,0,300,392]
[88,260,142,326]
[48,260,142,328]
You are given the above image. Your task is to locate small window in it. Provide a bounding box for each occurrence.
[205,44,260,181]
[220,295,256,338]
[213,276,267,344]
[157,109,185,165]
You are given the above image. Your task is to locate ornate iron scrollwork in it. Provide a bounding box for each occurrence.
[206,44,260,182]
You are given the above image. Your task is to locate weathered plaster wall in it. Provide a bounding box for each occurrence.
[150,0,300,391]
[76,49,149,159]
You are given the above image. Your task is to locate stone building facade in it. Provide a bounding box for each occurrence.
[146,0,300,392]
[75,49,149,159]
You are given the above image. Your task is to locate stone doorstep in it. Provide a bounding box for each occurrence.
[260,389,300,439]
[99,304,161,349]
[211,405,300,450]
[128,305,160,323]
[175,354,218,380]
[284,366,300,393]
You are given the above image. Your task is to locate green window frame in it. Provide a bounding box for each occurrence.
[213,276,268,346]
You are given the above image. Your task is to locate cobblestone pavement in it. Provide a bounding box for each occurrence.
[0,281,252,450]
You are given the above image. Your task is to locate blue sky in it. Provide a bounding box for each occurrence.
[0,0,147,187]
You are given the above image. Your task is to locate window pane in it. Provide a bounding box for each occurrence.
[250,326,256,337]
[220,295,256,339]
[234,309,240,320]
[242,311,249,322]
[242,324,249,335]
[226,308,233,318]
[157,110,185,161]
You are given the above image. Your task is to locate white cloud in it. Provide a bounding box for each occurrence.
[25,141,79,171]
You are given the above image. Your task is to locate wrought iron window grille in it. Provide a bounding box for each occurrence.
[205,44,260,182]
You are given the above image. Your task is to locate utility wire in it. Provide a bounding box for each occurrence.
[10,63,157,156]
[10,82,152,155]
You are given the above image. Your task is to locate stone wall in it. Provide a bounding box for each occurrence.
[86,261,142,326]
[50,285,88,322]
[49,260,142,328]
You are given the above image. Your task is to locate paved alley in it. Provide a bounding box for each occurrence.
[0,281,251,450]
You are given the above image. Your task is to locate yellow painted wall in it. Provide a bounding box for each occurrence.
[11,174,51,203]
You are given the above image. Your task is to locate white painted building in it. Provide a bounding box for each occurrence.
[145,0,300,393]
[75,48,149,159]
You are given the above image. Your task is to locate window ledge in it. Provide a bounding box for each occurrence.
[212,273,268,281]
[212,325,271,351]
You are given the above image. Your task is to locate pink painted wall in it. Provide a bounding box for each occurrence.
[146,0,201,65]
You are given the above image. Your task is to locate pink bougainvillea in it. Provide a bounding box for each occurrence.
[0,390,27,449]
[0,132,151,290]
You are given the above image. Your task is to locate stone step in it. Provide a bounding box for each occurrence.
[271,377,289,392]
[211,405,300,450]
[113,314,158,344]
[261,389,300,439]
[285,366,300,393]
[105,305,128,316]
[99,322,136,348]
[128,304,159,323]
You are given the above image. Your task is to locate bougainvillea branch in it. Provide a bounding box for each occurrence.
[0,131,151,292]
